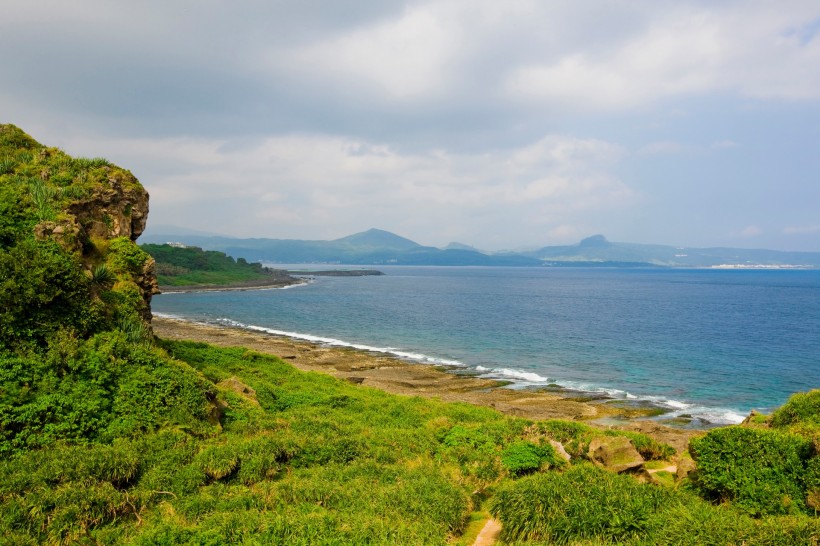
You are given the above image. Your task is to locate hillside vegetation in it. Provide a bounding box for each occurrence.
[1,125,818,544]
[141,243,296,288]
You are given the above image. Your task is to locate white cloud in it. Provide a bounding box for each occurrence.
[736,225,763,238]
[503,2,820,110]
[277,4,459,100]
[711,140,740,150]
[67,132,634,248]
[783,225,820,235]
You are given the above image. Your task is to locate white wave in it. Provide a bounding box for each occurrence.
[161,313,747,428]
[215,318,465,367]
[479,368,550,383]
[666,406,745,425]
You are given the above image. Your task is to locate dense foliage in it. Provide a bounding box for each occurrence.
[690,426,814,516]
[491,464,819,545]
[141,243,293,287]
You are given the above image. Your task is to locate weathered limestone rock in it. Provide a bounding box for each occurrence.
[587,436,644,473]
[34,219,82,251]
[217,376,259,406]
[67,168,149,241]
[676,457,697,480]
[549,440,572,463]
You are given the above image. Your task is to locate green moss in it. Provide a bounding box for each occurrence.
[107,237,149,275]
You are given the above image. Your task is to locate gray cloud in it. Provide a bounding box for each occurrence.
[3,0,820,250]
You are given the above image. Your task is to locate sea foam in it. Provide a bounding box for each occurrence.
[154,312,749,427]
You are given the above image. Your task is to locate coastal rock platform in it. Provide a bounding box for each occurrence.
[153,316,700,452]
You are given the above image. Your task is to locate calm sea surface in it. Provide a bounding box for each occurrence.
[153,267,820,425]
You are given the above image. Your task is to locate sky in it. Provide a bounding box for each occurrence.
[2,1,820,251]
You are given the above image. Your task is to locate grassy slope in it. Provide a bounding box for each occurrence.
[1,339,674,545]
[4,337,819,544]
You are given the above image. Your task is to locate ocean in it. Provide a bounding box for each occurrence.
[152,266,820,426]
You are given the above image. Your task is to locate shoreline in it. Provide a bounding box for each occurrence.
[158,278,307,294]
[152,315,702,452]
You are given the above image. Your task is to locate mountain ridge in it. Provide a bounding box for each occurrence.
[140,228,820,268]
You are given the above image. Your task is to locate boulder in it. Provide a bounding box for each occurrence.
[587,436,644,473]
[676,457,697,480]
[549,440,572,463]
[217,376,259,406]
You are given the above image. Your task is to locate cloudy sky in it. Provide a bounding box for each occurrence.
[3,1,820,251]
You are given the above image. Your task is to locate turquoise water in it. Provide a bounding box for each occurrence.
[153,267,820,425]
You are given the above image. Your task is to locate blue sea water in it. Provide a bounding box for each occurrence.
[152,267,820,425]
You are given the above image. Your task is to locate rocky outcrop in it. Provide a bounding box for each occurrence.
[217,377,260,406]
[587,436,644,473]
[67,167,149,242]
[2,124,158,325]
[549,440,572,463]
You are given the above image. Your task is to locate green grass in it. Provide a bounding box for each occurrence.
[491,463,820,545]
[0,338,689,545]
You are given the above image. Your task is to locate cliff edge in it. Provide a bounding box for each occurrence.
[0,123,157,337]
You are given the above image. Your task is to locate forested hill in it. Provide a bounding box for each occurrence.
[142,243,297,288]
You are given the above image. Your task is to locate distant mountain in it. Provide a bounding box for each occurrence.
[142,224,225,238]
[444,242,482,252]
[523,235,820,268]
[335,228,420,251]
[140,228,540,266]
[140,229,820,268]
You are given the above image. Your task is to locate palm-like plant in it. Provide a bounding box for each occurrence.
[89,263,115,289]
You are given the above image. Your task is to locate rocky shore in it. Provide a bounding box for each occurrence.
[159,277,306,293]
[153,316,700,452]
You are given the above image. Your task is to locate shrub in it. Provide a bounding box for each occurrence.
[500,441,564,476]
[689,426,813,516]
[491,463,670,543]
[771,390,820,428]
[107,237,149,275]
[0,238,102,348]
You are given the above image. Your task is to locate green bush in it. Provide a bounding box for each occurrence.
[771,390,820,428]
[0,330,216,455]
[689,426,813,516]
[107,237,149,276]
[0,238,102,348]
[491,463,671,543]
[500,441,564,476]
[492,462,820,545]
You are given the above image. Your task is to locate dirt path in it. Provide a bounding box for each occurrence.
[471,518,502,546]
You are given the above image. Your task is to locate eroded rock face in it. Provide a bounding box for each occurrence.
[68,167,149,242]
[587,436,644,473]
[35,162,155,323]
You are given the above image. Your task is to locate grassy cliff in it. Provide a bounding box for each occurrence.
[1,125,818,544]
